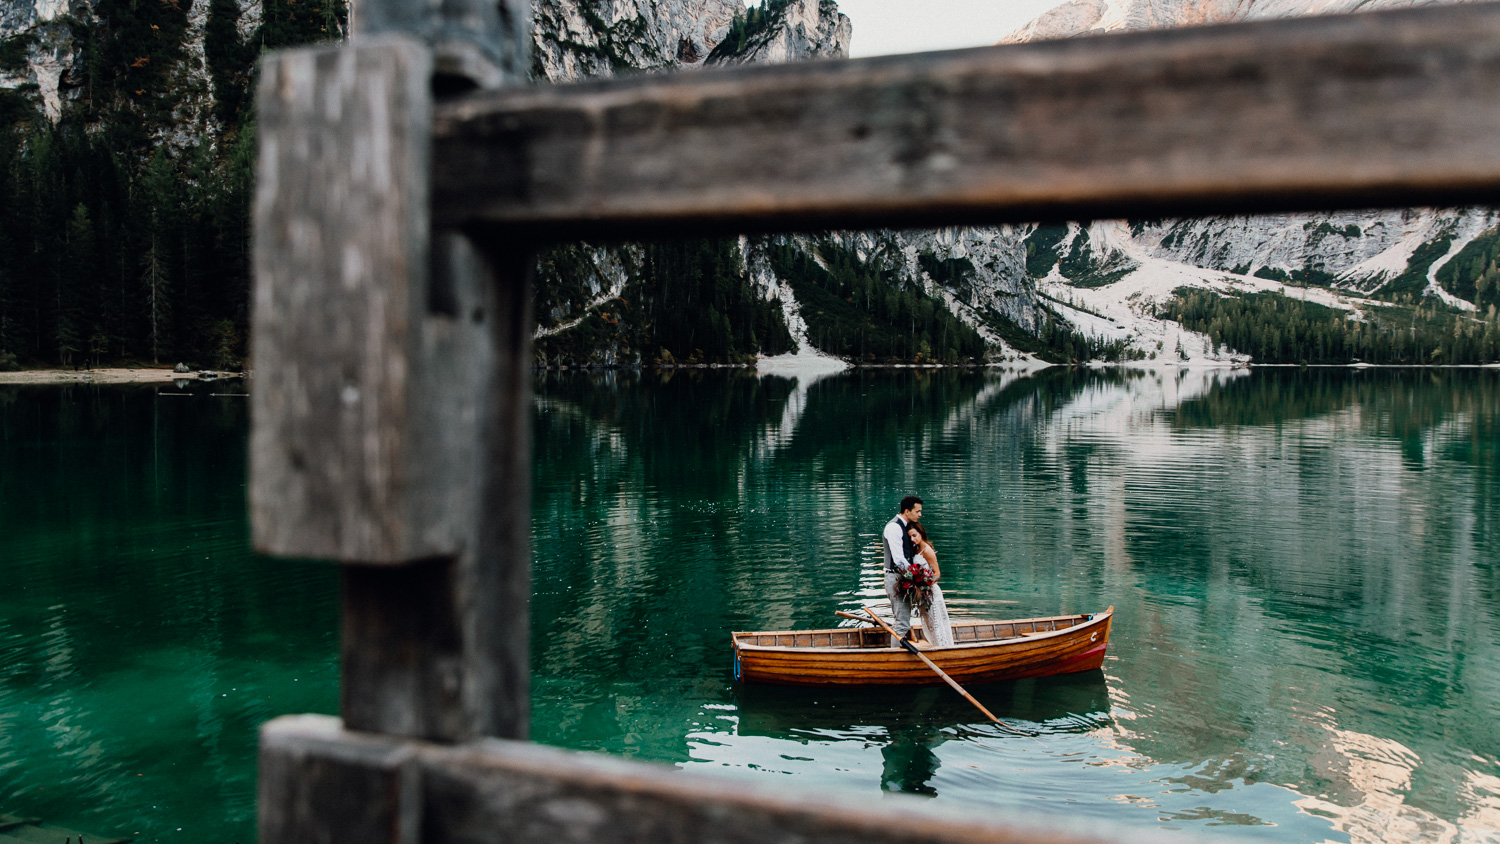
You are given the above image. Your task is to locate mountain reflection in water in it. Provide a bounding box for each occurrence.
[1,368,1496,844]
[532,366,1500,843]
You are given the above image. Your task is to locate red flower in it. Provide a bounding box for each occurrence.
[895,561,934,611]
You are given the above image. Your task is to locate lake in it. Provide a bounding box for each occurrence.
[2,367,1497,842]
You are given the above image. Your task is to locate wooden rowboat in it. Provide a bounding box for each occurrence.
[731,607,1113,687]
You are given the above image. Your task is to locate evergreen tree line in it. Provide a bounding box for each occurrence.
[1436,228,1500,313]
[763,237,986,364]
[1167,288,1500,365]
[533,238,794,366]
[917,251,977,304]
[977,305,1145,364]
[0,127,252,370]
[1035,314,1147,363]
[641,238,793,363]
[0,0,341,371]
[1022,224,1134,287]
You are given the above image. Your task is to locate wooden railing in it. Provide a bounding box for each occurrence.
[250,1,1500,841]
[433,3,1500,237]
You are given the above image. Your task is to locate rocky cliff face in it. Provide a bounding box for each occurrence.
[1137,209,1500,304]
[1,0,293,141]
[960,0,1500,363]
[532,0,848,81]
[705,0,849,66]
[1,0,82,121]
[1004,0,1476,42]
[8,0,1490,368]
[531,0,741,80]
[531,0,877,368]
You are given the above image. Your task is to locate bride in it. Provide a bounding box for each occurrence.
[906,523,953,648]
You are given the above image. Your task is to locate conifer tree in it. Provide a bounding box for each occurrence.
[55,203,97,367]
[140,148,182,363]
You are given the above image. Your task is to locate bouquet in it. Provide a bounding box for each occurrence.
[894,560,936,612]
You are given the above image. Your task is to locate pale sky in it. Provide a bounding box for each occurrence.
[832,0,1069,57]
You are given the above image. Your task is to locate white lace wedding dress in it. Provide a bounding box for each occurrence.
[919,584,953,648]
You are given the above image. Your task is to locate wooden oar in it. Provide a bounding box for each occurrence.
[835,609,1035,738]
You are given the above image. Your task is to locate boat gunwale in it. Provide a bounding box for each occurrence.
[731,607,1112,655]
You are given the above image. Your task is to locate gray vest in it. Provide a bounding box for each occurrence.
[883,516,907,573]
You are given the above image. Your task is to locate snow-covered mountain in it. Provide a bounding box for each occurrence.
[970,0,1500,363]
[743,0,1497,366]
[1005,0,1476,43]
[6,0,1493,368]
[527,0,1499,367]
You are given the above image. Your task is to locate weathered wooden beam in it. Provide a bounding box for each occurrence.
[341,560,466,740]
[326,239,531,742]
[252,38,505,570]
[262,716,1162,844]
[259,715,422,844]
[253,25,533,743]
[251,37,455,564]
[434,2,1500,238]
[466,237,535,742]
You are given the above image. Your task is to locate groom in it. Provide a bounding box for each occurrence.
[881,495,923,646]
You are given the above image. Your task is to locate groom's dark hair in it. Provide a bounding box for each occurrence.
[899,495,923,513]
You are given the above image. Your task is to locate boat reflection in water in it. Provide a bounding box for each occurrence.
[722,670,1112,798]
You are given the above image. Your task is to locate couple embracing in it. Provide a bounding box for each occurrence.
[881,495,954,648]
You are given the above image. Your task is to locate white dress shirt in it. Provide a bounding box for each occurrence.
[883,515,910,573]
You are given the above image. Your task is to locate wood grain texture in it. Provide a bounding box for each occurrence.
[463,238,535,741]
[262,715,1161,844]
[434,2,1500,238]
[251,38,435,563]
[253,37,533,738]
[342,560,466,740]
[252,38,502,567]
[259,714,421,844]
[337,240,533,741]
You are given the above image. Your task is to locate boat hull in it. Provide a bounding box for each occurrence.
[732,609,1112,687]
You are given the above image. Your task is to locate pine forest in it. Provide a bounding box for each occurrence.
[5,0,1500,371]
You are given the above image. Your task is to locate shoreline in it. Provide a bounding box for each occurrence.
[0,367,247,385]
[2,361,1496,385]
[537,361,1500,372]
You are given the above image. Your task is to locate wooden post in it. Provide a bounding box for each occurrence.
[252,2,1500,842]
[259,716,422,844]
[332,234,533,742]
[251,37,447,565]
[252,0,534,746]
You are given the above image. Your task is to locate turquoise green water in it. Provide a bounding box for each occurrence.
[4,368,1499,842]
[0,384,337,843]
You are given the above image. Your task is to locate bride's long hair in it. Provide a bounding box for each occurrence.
[907,521,930,550]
